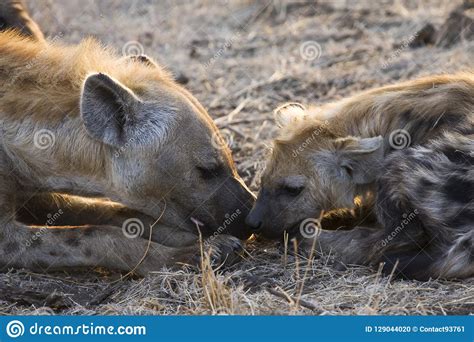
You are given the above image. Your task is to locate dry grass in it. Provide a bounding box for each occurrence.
[1,0,472,315]
[2,241,473,315]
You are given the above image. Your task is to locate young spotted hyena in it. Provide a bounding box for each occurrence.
[247,73,474,280]
[0,17,254,275]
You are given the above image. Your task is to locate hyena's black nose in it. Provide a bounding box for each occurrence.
[245,211,263,231]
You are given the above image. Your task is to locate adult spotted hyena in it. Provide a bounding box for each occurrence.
[0,14,254,275]
[247,73,474,280]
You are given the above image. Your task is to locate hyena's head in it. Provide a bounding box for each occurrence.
[246,104,383,238]
[79,56,254,239]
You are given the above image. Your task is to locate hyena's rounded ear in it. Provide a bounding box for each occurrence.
[334,136,383,154]
[125,54,158,68]
[273,103,306,128]
[80,72,143,147]
[333,136,384,184]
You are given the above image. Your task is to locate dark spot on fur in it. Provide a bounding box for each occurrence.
[4,241,19,254]
[460,237,471,250]
[124,253,134,264]
[416,177,434,198]
[83,227,99,236]
[443,176,474,204]
[420,178,434,188]
[29,235,42,248]
[399,110,413,128]
[449,209,474,228]
[84,248,93,258]
[415,155,437,171]
[49,250,68,258]
[441,145,474,165]
[458,125,474,135]
[65,237,81,247]
[433,112,464,130]
[399,112,465,145]
[0,231,4,242]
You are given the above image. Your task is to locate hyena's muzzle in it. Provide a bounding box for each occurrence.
[179,176,255,240]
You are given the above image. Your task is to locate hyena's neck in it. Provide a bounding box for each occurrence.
[0,114,112,197]
[0,32,145,198]
[324,97,400,140]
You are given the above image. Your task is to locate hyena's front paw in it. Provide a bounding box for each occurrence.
[178,235,243,268]
[204,235,244,267]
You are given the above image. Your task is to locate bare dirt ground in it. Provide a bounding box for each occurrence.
[1,0,473,315]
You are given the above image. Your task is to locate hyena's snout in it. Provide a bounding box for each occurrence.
[245,188,275,235]
[245,188,295,239]
[245,196,267,234]
[210,177,255,240]
[245,200,263,232]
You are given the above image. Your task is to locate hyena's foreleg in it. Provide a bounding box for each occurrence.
[299,223,436,279]
[17,193,153,227]
[435,230,474,279]
[298,227,386,267]
[0,220,241,275]
[16,193,198,247]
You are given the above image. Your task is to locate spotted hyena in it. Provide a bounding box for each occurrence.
[247,73,474,280]
[0,8,254,276]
